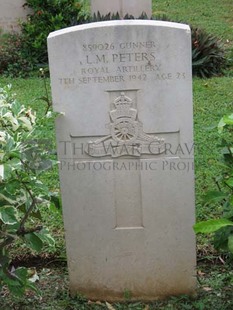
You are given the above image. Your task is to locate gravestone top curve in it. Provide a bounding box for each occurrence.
[48,20,190,39]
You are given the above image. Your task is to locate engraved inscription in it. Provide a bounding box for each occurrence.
[82,41,156,52]
[58,39,188,86]
[85,92,165,158]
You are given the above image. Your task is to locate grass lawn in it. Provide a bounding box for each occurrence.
[0,0,233,308]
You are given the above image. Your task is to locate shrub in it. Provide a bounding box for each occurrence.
[0,85,59,296]
[0,34,33,77]
[192,28,228,78]
[20,0,86,65]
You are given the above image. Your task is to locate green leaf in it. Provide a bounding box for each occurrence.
[30,209,42,220]
[18,116,33,131]
[50,193,61,210]
[0,267,25,285]
[35,229,55,248]
[203,191,228,204]
[218,113,233,133]
[0,206,18,224]
[3,163,13,180]
[230,195,233,207]
[5,180,21,195]
[24,233,43,252]
[223,114,233,125]
[218,117,226,133]
[228,235,233,254]
[0,266,38,297]
[0,191,17,206]
[0,165,3,182]
[194,218,233,234]
[225,178,233,188]
[14,267,28,286]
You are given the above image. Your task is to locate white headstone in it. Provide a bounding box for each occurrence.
[48,20,196,301]
[91,0,152,18]
[0,0,31,33]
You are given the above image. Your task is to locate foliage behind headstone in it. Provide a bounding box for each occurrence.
[192,28,227,78]
[0,34,33,78]
[20,0,87,66]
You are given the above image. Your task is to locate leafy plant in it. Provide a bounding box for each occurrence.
[194,113,233,254]
[192,28,227,78]
[0,34,33,77]
[0,84,59,296]
[20,0,86,66]
[90,11,149,22]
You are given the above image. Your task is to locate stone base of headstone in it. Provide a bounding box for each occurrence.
[91,0,152,18]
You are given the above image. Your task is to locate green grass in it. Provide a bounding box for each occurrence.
[193,77,233,219]
[1,0,233,308]
[153,0,233,43]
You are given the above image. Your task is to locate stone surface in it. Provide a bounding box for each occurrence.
[91,0,152,18]
[0,0,31,33]
[48,20,196,301]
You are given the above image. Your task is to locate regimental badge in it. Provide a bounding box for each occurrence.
[85,92,165,158]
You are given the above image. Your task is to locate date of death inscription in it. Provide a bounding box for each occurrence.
[58,41,188,86]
